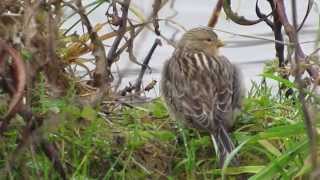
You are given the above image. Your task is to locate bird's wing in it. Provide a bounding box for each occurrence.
[231,64,245,110]
[166,52,235,132]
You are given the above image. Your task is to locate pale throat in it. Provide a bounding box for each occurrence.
[204,47,220,56]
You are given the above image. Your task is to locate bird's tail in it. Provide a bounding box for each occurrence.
[211,125,239,167]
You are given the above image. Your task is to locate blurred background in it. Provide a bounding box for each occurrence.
[63,0,319,96]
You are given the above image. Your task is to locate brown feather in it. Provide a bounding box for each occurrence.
[161,27,244,167]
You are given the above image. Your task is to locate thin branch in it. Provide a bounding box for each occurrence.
[267,0,285,67]
[256,0,274,28]
[292,0,318,173]
[298,0,314,31]
[106,0,131,65]
[126,20,143,66]
[208,0,223,28]
[275,0,320,80]
[41,140,67,180]
[0,40,26,134]
[112,1,170,62]
[152,0,161,35]
[133,38,162,91]
[223,0,272,25]
[73,0,109,88]
[63,1,105,35]
[120,39,162,95]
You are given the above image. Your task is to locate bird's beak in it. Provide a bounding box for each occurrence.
[217,39,225,47]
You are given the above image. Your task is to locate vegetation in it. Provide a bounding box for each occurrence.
[0,62,318,179]
[0,0,319,179]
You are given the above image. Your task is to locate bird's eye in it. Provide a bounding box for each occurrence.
[205,38,212,42]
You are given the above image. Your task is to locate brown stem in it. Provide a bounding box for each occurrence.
[291,0,318,173]
[208,0,224,27]
[113,1,168,63]
[107,0,131,65]
[152,0,161,35]
[74,0,110,88]
[275,0,319,80]
[45,3,69,94]
[0,40,26,133]
[41,140,67,180]
[266,0,285,68]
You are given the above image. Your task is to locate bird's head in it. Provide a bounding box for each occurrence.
[177,27,224,56]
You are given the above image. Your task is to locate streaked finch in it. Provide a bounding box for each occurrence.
[161,27,244,166]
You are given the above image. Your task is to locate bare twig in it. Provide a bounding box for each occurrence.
[268,0,285,67]
[291,0,318,174]
[126,20,142,66]
[63,1,105,35]
[256,0,274,28]
[106,0,131,65]
[223,0,272,25]
[298,0,314,31]
[0,39,26,134]
[208,0,223,28]
[120,39,162,95]
[264,0,290,96]
[152,0,161,35]
[133,39,162,92]
[112,1,170,62]
[74,0,110,88]
[275,0,320,81]
[41,140,67,180]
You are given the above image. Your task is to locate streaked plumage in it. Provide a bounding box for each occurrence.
[161,27,244,166]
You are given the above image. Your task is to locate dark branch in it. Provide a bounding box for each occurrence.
[266,0,285,67]
[152,0,161,35]
[298,0,314,32]
[41,140,67,180]
[106,0,131,65]
[256,0,274,28]
[120,39,162,95]
[133,39,162,92]
[275,0,319,80]
[223,0,271,25]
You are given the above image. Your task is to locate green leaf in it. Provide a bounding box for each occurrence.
[210,166,265,175]
[294,158,311,178]
[254,123,305,141]
[249,140,308,180]
[190,136,211,150]
[260,72,295,88]
[150,99,168,118]
[81,106,97,121]
[21,48,33,61]
[64,105,81,119]
[151,130,175,141]
[258,140,282,157]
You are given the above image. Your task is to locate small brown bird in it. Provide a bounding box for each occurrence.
[161,27,244,166]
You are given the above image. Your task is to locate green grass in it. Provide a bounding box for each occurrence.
[0,71,317,179]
